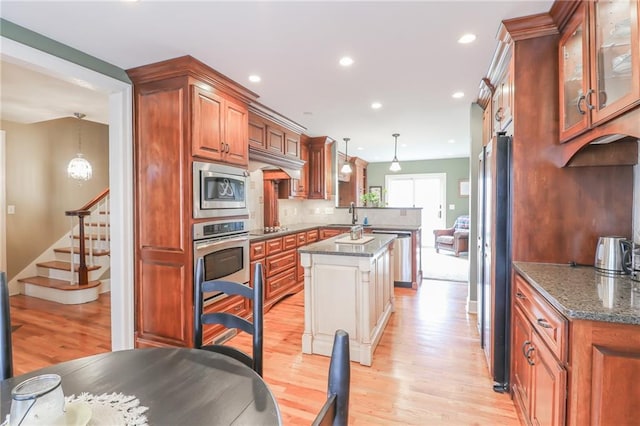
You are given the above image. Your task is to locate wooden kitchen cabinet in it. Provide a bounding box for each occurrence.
[248,107,304,161]
[277,137,308,200]
[307,136,334,200]
[250,234,304,312]
[492,56,514,133]
[511,273,567,426]
[559,0,640,142]
[192,85,249,166]
[319,227,345,240]
[127,55,257,348]
[338,156,368,207]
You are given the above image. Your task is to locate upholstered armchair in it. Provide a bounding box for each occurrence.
[433,215,470,256]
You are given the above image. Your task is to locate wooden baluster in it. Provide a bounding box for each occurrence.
[65,209,91,286]
[69,217,76,285]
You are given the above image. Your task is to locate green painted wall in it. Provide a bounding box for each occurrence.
[1,18,130,83]
[367,157,470,227]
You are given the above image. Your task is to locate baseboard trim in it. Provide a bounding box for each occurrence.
[467,300,478,314]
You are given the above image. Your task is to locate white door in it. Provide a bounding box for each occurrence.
[385,173,446,246]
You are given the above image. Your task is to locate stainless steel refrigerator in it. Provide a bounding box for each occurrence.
[477,133,512,393]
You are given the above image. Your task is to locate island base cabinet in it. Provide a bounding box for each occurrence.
[300,248,394,366]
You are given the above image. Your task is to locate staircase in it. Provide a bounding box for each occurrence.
[17,189,110,304]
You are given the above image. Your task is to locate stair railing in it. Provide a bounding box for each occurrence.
[65,188,110,286]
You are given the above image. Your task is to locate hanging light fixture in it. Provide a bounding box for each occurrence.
[341,137,353,174]
[389,133,401,172]
[67,113,93,181]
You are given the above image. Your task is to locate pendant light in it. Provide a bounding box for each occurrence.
[67,113,93,181]
[341,137,353,174]
[389,133,401,172]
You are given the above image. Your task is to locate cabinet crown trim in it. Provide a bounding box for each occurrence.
[249,103,306,135]
[127,55,259,104]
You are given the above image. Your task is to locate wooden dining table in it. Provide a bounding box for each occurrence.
[0,348,281,425]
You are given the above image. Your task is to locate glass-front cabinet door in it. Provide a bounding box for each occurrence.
[590,0,640,125]
[559,3,590,142]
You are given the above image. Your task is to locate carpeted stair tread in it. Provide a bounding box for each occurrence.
[36,260,101,272]
[17,276,101,290]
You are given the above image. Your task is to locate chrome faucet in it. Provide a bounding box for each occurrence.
[349,202,358,225]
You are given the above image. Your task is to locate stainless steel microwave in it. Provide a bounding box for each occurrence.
[193,161,249,219]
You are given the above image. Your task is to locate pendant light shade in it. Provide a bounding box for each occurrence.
[67,113,93,182]
[389,133,401,172]
[341,137,353,174]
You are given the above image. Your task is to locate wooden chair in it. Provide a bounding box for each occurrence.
[313,329,350,426]
[194,259,264,377]
[1,271,13,380]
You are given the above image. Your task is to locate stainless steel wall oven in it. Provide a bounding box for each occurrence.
[193,219,249,306]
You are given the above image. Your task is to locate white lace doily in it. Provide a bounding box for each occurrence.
[65,392,148,426]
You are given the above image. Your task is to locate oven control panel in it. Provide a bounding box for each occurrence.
[193,219,248,240]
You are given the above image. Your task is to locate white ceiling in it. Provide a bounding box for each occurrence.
[0,0,553,162]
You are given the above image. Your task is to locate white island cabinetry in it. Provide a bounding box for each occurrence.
[298,234,395,366]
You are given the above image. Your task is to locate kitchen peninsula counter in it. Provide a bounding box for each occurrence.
[512,262,640,425]
[299,234,396,366]
[513,262,639,325]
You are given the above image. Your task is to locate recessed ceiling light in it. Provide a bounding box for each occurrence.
[303,111,313,115]
[371,102,382,109]
[452,91,465,99]
[248,75,261,83]
[357,146,364,151]
[401,143,407,148]
[339,56,354,67]
[448,139,456,144]
[458,33,476,44]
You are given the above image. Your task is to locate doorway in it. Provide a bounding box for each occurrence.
[2,36,134,350]
[385,173,446,241]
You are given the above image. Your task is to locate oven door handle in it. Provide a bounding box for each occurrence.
[195,235,249,251]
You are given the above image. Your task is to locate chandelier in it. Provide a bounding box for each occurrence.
[389,133,401,172]
[67,113,93,181]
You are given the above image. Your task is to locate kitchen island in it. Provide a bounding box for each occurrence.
[298,234,395,366]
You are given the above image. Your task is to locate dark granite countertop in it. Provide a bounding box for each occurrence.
[513,262,640,325]
[298,234,395,257]
[249,223,420,242]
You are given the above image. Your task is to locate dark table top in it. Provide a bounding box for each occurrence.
[1,348,281,425]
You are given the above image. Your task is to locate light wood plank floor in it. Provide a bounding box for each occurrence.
[8,281,519,425]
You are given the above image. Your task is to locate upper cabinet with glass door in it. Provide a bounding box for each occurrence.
[559,0,640,143]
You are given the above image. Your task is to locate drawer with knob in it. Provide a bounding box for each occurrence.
[513,274,568,362]
[266,268,297,300]
[265,249,296,278]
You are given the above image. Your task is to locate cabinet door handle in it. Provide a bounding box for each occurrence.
[586,89,596,110]
[521,340,531,357]
[515,292,526,300]
[495,107,504,122]
[525,346,536,366]
[537,318,553,329]
[576,94,586,115]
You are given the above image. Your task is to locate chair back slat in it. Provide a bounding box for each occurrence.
[313,329,350,426]
[194,259,264,377]
[1,271,14,380]
[312,394,337,426]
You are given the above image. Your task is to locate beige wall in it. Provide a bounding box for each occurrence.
[1,118,109,279]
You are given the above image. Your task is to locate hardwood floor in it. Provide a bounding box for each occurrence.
[8,281,519,425]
